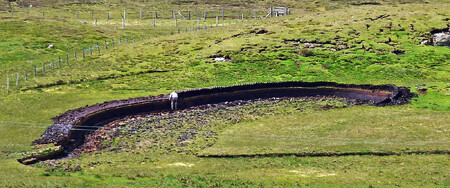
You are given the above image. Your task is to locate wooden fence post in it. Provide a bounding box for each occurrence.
[216,16,218,27]
[59,56,61,68]
[119,37,121,45]
[222,9,224,20]
[89,46,92,56]
[67,54,69,65]
[197,18,199,28]
[242,13,244,22]
[124,10,126,19]
[133,37,135,43]
[25,70,27,81]
[270,7,273,18]
[172,10,175,20]
[153,17,155,27]
[108,12,111,20]
[51,59,54,69]
[43,11,45,17]
[83,48,85,58]
[36,11,38,17]
[155,9,157,19]
[7,78,9,93]
[33,65,37,77]
[16,73,19,86]
[105,39,108,50]
[204,10,207,20]
[188,10,191,20]
[95,19,97,26]
[122,17,125,29]
[74,51,77,61]
[140,8,142,20]
[126,37,128,44]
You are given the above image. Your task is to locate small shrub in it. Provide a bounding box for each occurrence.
[299,48,314,57]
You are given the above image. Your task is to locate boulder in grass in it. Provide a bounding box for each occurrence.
[47,44,54,49]
[433,32,450,46]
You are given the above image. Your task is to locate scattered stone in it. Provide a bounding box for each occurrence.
[433,32,450,46]
[47,44,54,49]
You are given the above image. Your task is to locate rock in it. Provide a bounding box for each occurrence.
[47,44,53,49]
[433,32,450,46]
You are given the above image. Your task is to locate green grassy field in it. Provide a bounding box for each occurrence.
[0,0,449,186]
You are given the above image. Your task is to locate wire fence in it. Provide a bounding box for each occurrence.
[0,6,290,95]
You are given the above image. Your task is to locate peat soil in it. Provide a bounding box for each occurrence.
[72,97,361,156]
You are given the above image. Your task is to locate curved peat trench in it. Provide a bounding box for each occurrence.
[21,81,419,165]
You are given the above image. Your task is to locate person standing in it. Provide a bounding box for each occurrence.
[169,91,178,109]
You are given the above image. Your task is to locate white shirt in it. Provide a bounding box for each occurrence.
[169,92,178,100]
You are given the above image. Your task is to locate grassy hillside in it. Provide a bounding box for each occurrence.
[0,0,449,186]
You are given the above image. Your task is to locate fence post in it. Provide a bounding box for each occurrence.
[75,51,77,61]
[43,11,45,17]
[188,10,191,20]
[112,39,114,47]
[7,78,9,93]
[216,16,218,27]
[242,14,244,22]
[33,65,37,77]
[105,39,108,50]
[11,9,13,16]
[153,17,155,27]
[222,9,224,20]
[172,10,175,20]
[16,73,19,86]
[204,10,207,20]
[95,19,97,26]
[140,8,142,20]
[25,70,27,81]
[155,9,158,19]
[42,62,45,73]
[254,11,256,19]
[59,56,61,68]
[197,18,199,28]
[124,9,126,19]
[83,48,85,58]
[51,59,54,69]
[133,37,135,43]
[270,7,273,18]
[122,17,125,29]
[27,10,29,16]
[126,37,128,44]
[36,11,38,17]
[108,12,111,20]
[119,37,121,45]
[89,46,92,56]
[67,54,70,65]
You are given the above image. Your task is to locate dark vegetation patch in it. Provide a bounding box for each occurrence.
[392,49,405,55]
[365,14,390,21]
[350,1,382,6]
